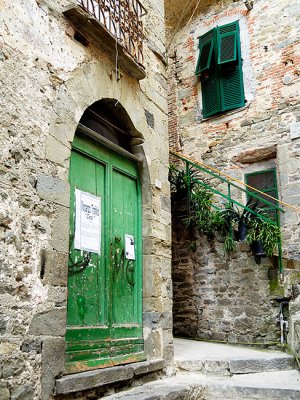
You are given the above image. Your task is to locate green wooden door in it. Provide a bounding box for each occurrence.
[66,134,144,374]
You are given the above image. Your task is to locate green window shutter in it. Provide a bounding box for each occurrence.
[196,29,214,75]
[202,72,221,118]
[217,22,238,65]
[199,21,244,117]
[218,21,245,111]
[219,64,245,111]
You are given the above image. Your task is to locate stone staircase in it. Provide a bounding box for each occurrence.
[103,338,300,399]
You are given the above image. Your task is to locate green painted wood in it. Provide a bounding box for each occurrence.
[202,72,222,118]
[68,151,106,327]
[65,352,145,374]
[66,133,144,373]
[220,63,245,111]
[198,21,245,118]
[217,21,238,65]
[111,169,138,324]
[196,29,214,74]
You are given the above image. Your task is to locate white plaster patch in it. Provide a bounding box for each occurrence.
[290,122,300,140]
[23,274,48,304]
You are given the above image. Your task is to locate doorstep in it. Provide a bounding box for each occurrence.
[55,359,165,395]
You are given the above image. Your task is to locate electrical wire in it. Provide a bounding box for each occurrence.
[166,0,202,52]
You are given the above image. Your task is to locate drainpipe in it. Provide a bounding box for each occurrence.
[278,301,289,345]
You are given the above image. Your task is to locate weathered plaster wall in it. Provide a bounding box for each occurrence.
[0,1,171,399]
[167,0,300,353]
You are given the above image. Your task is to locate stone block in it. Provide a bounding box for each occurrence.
[178,88,191,100]
[144,330,163,359]
[161,195,171,212]
[45,136,71,167]
[56,365,134,394]
[50,205,70,253]
[3,358,25,378]
[47,286,68,305]
[41,337,66,400]
[0,385,10,400]
[0,312,8,334]
[41,249,68,287]
[29,308,67,336]
[36,174,70,207]
[132,359,164,376]
[21,338,42,354]
[10,384,34,400]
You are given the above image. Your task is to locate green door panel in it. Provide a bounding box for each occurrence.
[112,169,138,325]
[68,152,107,327]
[66,133,144,373]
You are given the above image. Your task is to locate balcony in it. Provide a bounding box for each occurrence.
[64,0,147,80]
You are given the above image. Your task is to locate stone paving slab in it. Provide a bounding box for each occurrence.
[103,370,300,400]
[174,338,293,360]
[176,370,300,400]
[174,338,294,374]
[56,359,164,394]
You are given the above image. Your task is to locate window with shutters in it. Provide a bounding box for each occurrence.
[196,21,245,118]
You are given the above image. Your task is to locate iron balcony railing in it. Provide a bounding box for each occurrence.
[170,150,286,275]
[77,0,147,65]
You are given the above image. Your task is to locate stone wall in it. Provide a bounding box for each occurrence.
[167,0,300,354]
[0,1,171,399]
[172,198,281,344]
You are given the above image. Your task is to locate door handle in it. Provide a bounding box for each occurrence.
[68,253,91,274]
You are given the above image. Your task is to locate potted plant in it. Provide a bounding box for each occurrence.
[184,185,215,236]
[168,164,198,197]
[215,199,259,242]
[246,215,281,259]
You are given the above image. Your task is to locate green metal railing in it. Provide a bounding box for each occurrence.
[170,151,285,274]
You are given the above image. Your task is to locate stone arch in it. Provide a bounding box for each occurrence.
[46,61,148,168]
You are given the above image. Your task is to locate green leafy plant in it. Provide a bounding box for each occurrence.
[169,165,281,258]
[168,164,198,196]
[246,215,281,257]
[223,234,236,254]
[216,199,259,241]
[186,185,215,236]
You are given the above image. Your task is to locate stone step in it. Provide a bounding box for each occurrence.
[101,378,204,399]
[174,338,295,375]
[103,370,300,400]
[176,370,300,400]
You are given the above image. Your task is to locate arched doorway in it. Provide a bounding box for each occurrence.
[66,100,145,373]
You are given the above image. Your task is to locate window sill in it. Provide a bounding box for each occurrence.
[200,104,250,123]
[63,5,146,81]
[55,359,164,395]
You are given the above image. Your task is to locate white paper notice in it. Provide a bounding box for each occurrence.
[125,234,135,260]
[74,189,101,254]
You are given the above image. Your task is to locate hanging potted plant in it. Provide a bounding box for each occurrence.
[216,199,259,242]
[168,164,198,198]
[246,215,281,258]
[183,185,215,236]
